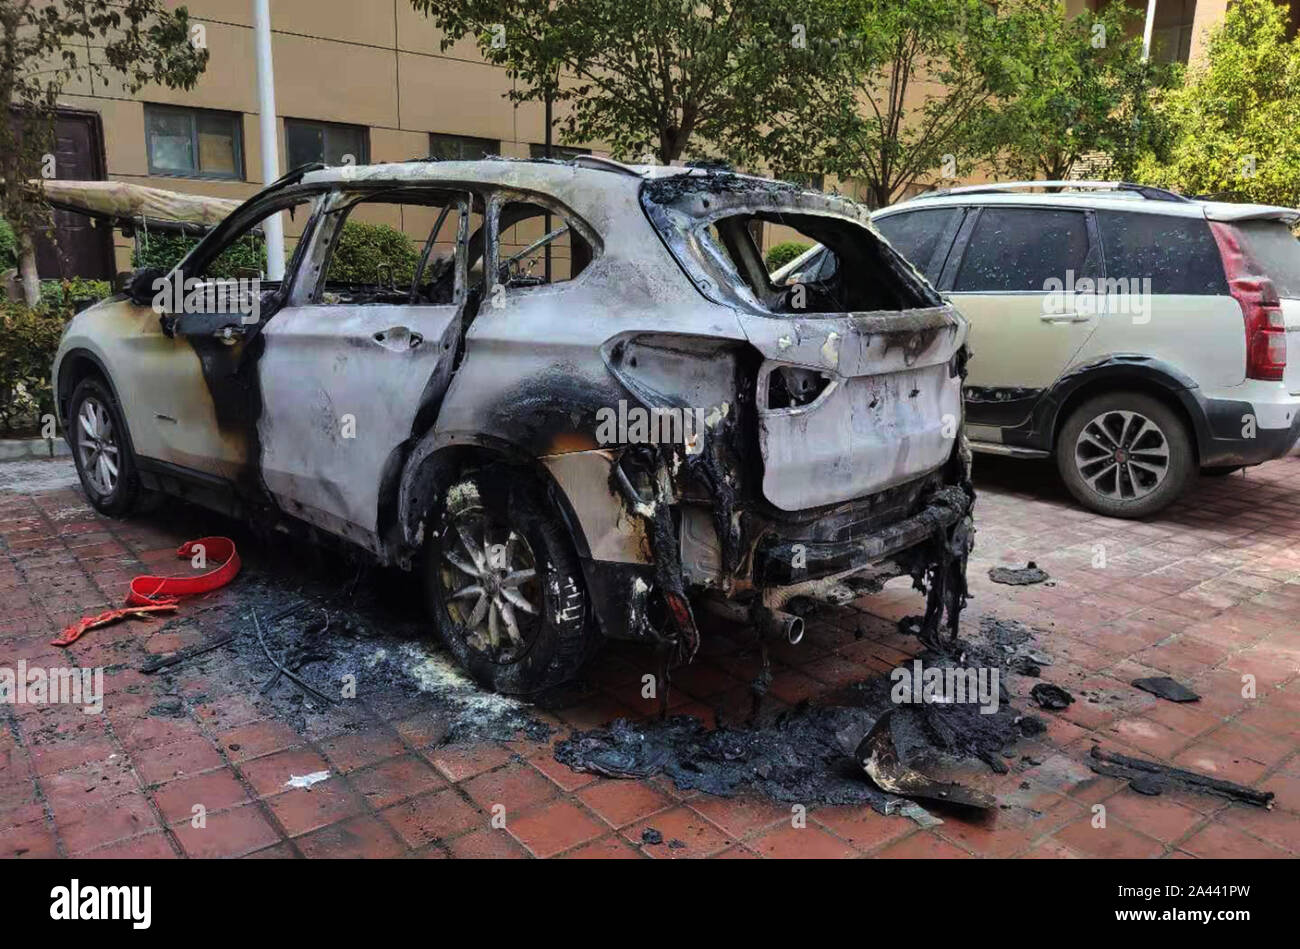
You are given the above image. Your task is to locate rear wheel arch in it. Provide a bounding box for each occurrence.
[1046,362,1203,466]
[393,440,593,566]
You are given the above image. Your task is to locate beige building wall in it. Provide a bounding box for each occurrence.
[42,0,1250,270]
[48,0,601,271]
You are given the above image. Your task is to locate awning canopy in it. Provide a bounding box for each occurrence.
[33,179,244,235]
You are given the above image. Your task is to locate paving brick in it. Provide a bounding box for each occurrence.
[237,747,332,797]
[460,760,557,815]
[348,755,445,809]
[577,779,673,829]
[133,735,224,786]
[747,824,857,859]
[297,814,406,858]
[380,789,482,849]
[318,727,407,773]
[509,799,608,858]
[151,768,251,823]
[622,806,734,859]
[172,803,282,858]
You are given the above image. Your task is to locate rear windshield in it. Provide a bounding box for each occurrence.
[1237,220,1300,298]
[640,175,942,315]
[1096,211,1228,295]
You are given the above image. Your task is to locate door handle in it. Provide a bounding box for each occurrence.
[372,327,423,351]
[1039,313,1090,323]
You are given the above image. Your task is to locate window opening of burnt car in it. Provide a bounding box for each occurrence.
[492,201,594,288]
[702,211,930,314]
[316,189,463,306]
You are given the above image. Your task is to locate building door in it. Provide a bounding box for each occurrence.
[32,110,115,280]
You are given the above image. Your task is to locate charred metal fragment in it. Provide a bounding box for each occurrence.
[1089,746,1274,807]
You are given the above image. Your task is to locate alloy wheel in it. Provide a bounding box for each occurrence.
[438,496,541,663]
[76,396,120,498]
[1073,409,1170,502]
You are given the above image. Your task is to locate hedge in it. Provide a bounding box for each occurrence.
[0,301,68,435]
[130,220,420,284]
[0,218,16,271]
[765,241,811,271]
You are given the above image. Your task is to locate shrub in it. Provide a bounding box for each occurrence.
[128,220,419,285]
[0,218,17,272]
[39,277,114,309]
[0,301,70,435]
[765,241,811,271]
[132,232,267,279]
[328,221,420,284]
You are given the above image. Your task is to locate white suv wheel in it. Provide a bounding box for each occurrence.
[1073,409,1170,502]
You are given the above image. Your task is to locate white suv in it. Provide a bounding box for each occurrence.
[791,180,1300,518]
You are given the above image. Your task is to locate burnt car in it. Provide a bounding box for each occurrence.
[52,158,973,693]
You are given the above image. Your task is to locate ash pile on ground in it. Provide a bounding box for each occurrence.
[555,613,1049,812]
[988,562,1050,586]
[128,540,551,746]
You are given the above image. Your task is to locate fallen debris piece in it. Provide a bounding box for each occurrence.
[54,537,240,647]
[52,603,176,648]
[139,634,235,674]
[1030,683,1075,710]
[988,562,1050,586]
[1089,746,1274,808]
[252,608,337,706]
[855,710,996,809]
[284,771,330,790]
[641,828,664,846]
[1132,676,1200,703]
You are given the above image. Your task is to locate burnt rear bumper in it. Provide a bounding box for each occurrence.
[752,485,972,586]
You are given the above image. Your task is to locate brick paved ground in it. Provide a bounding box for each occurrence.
[1,455,1297,858]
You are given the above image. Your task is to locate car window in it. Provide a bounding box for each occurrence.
[1096,211,1227,295]
[874,208,960,275]
[493,201,594,288]
[181,194,317,284]
[701,212,935,313]
[1236,220,1300,298]
[316,192,465,306]
[954,207,1091,293]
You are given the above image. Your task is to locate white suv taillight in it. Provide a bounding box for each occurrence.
[1211,221,1287,381]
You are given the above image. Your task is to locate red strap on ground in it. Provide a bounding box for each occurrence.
[52,537,240,647]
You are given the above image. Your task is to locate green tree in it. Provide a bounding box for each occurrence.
[977,2,1173,181]
[1139,0,1300,205]
[409,0,839,165]
[1,1,208,303]
[809,0,1028,208]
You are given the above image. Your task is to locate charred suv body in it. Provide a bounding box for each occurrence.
[53,158,973,693]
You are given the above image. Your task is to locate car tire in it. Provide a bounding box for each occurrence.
[1056,392,1195,519]
[421,464,594,695]
[68,376,142,517]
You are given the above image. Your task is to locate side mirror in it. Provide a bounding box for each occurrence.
[126,267,166,307]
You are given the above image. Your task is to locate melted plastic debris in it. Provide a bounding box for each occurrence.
[1030,683,1075,710]
[555,618,1046,810]
[1131,676,1200,703]
[988,562,1050,586]
[285,770,330,789]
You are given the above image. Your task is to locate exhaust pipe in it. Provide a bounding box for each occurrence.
[699,598,805,645]
[754,606,804,645]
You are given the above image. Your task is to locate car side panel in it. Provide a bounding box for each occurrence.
[55,299,242,478]
[1068,294,1247,390]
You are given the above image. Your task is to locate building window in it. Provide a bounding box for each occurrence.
[529,143,591,161]
[429,132,498,161]
[286,119,369,169]
[145,105,243,179]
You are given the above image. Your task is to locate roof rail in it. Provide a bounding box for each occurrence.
[570,154,646,177]
[912,180,1193,204]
